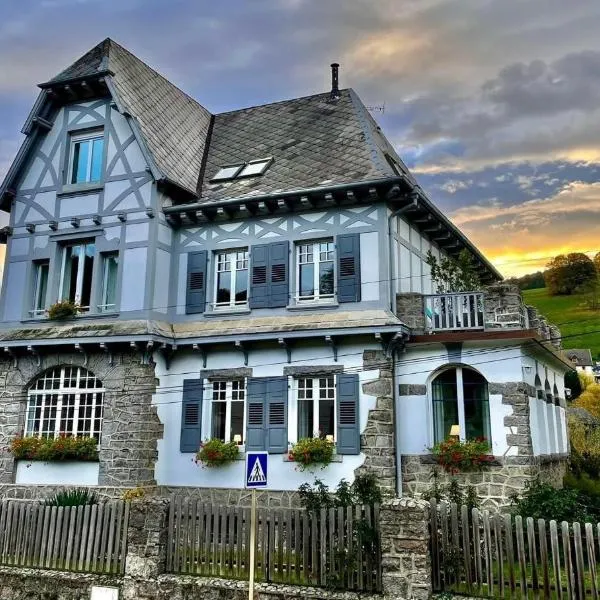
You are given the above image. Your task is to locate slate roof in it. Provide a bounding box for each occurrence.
[565,349,594,367]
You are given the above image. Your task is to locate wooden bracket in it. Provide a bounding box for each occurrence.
[3,347,17,368]
[234,341,249,366]
[99,342,114,366]
[27,345,41,368]
[278,338,292,363]
[325,335,338,362]
[74,343,88,367]
[192,344,208,368]
[159,343,176,370]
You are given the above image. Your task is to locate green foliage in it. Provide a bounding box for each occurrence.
[9,435,98,461]
[506,271,546,291]
[298,473,383,512]
[544,253,597,296]
[429,437,492,474]
[565,370,583,400]
[288,437,335,470]
[425,249,482,293]
[47,300,79,320]
[574,384,600,420]
[422,470,481,511]
[196,438,239,467]
[44,488,99,507]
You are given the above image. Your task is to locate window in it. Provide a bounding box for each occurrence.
[59,241,95,311]
[432,367,490,443]
[214,249,249,308]
[211,380,246,444]
[69,130,104,185]
[31,261,49,317]
[99,252,118,312]
[25,366,104,441]
[211,158,273,182]
[296,376,336,440]
[296,239,335,302]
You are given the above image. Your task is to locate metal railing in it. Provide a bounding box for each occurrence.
[424,292,485,332]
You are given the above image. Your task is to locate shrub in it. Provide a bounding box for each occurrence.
[45,488,99,507]
[47,300,79,320]
[575,384,600,420]
[9,435,98,461]
[288,437,335,470]
[122,487,146,502]
[422,470,481,510]
[196,438,239,468]
[298,474,383,512]
[429,437,492,474]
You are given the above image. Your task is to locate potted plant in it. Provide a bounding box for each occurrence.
[429,436,493,474]
[47,300,79,320]
[196,438,239,468]
[288,436,335,471]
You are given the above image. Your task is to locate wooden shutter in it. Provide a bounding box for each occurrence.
[180,379,204,452]
[336,234,361,303]
[185,251,208,314]
[249,244,269,309]
[268,241,289,308]
[246,378,267,451]
[266,377,288,453]
[336,373,360,455]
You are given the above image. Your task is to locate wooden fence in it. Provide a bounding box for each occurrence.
[166,496,381,592]
[0,499,129,574]
[430,498,600,599]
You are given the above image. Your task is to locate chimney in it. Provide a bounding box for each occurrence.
[330,63,340,101]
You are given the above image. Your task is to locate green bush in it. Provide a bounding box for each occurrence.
[196,438,239,467]
[47,300,79,320]
[298,473,383,512]
[9,435,98,461]
[45,488,99,507]
[288,437,335,470]
[422,470,481,510]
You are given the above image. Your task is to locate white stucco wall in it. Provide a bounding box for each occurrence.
[152,341,381,490]
[15,460,99,485]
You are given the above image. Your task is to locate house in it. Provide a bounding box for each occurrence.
[565,349,599,383]
[0,39,572,507]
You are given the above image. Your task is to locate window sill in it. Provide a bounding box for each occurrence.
[283,453,343,463]
[286,302,339,311]
[58,183,104,197]
[204,307,251,318]
[21,312,119,324]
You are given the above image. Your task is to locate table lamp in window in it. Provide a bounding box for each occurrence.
[449,424,460,439]
[233,434,242,445]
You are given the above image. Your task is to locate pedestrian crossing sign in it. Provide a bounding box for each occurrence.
[246,451,268,488]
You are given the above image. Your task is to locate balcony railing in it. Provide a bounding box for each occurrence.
[424,292,485,332]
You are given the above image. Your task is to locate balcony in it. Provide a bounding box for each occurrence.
[424,292,485,332]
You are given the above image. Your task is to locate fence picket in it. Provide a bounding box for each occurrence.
[562,521,576,600]
[586,522,597,599]
[549,520,563,600]
[573,521,585,599]
[460,504,472,594]
[471,508,482,594]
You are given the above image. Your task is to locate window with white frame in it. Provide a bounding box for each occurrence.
[214,249,249,308]
[25,366,104,441]
[31,261,49,317]
[59,241,95,311]
[99,252,118,312]
[296,376,336,440]
[69,130,104,185]
[211,380,246,444]
[296,239,335,302]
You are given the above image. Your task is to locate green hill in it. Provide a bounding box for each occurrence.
[522,287,600,360]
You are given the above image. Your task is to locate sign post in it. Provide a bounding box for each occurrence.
[245,451,268,600]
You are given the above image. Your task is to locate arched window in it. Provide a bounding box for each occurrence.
[25,366,105,441]
[432,367,491,443]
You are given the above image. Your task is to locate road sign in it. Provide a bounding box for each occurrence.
[246,451,268,488]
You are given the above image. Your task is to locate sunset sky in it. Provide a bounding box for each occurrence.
[1,0,600,277]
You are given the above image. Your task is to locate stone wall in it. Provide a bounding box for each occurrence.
[395,293,425,333]
[0,349,161,486]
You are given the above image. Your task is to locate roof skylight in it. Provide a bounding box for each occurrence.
[211,158,273,182]
[211,165,243,181]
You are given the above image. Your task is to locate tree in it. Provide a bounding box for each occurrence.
[506,271,546,290]
[425,249,481,293]
[595,252,600,274]
[544,253,597,296]
[565,370,583,400]
[575,383,600,420]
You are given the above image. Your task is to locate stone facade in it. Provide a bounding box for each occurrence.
[0,349,161,486]
[395,293,425,332]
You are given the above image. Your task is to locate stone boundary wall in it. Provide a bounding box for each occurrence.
[0,498,433,600]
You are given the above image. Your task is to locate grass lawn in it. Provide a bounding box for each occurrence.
[523,288,600,360]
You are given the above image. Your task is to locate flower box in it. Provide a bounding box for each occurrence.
[15,460,99,485]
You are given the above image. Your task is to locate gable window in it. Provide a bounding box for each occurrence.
[69,130,104,185]
[296,239,335,302]
[432,367,490,443]
[214,249,249,309]
[59,241,95,312]
[296,376,336,440]
[99,252,118,313]
[31,260,49,317]
[25,366,104,441]
[211,380,246,444]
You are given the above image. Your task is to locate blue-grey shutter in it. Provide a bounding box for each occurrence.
[186,251,208,314]
[180,379,204,452]
[336,373,360,455]
[249,244,269,309]
[336,234,361,303]
[268,241,289,308]
[266,377,288,453]
[246,378,266,451]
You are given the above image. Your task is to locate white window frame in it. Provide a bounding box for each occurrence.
[59,241,96,310]
[289,376,336,444]
[295,239,335,303]
[213,248,249,309]
[68,130,104,185]
[30,261,49,317]
[98,252,119,313]
[25,366,105,441]
[210,380,246,445]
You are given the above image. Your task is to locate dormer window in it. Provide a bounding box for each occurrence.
[69,130,104,185]
[211,158,272,182]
